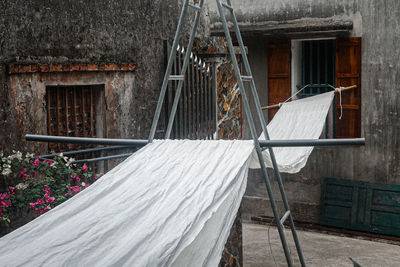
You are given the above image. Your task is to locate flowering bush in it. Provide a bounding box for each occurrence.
[0,151,102,226]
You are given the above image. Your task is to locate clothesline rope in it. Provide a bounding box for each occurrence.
[261,84,357,110]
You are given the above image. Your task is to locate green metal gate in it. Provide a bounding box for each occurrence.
[320,177,400,237]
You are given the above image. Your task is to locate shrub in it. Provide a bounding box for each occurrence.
[0,151,101,226]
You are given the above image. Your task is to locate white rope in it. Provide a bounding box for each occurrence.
[276,84,310,107]
[336,86,343,120]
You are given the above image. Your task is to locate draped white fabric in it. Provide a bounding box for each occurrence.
[250,91,335,173]
[0,140,255,267]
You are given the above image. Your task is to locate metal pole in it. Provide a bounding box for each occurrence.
[215,1,293,266]
[25,134,149,147]
[260,138,365,147]
[226,0,306,265]
[72,153,133,164]
[165,0,205,139]
[148,0,190,142]
[38,145,132,159]
[26,134,365,148]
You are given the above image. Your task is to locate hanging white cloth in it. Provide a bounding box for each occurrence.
[0,140,254,267]
[250,91,335,173]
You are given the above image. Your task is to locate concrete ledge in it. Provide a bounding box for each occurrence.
[8,63,136,75]
[211,17,353,38]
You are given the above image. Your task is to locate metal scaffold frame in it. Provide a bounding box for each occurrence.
[148,1,307,265]
[25,1,367,266]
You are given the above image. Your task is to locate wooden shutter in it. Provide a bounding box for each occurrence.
[267,40,291,122]
[335,37,361,138]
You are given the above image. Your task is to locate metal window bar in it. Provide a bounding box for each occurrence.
[300,40,336,138]
[164,41,216,140]
[45,85,104,171]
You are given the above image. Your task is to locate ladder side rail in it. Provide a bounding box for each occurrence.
[226,1,306,265]
[149,0,190,142]
[165,0,206,139]
[215,1,293,266]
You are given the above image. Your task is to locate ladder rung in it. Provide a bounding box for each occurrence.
[241,75,253,82]
[280,210,291,225]
[222,3,233,11]
[188,3,202,11]
[169,75,185,81]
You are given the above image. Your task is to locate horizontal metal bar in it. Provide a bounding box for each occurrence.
[280,210,291,225]
[241,75,253,82]
[26,135,365,148]
[72,153,133,164]
[26,134,149,147]
[260,138,365,148]
[38,146,133,159]
[168,75,185,81]
[222,3,233,11]
[188,3,201,11]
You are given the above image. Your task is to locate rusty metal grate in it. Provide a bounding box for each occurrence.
[45,85,103,153]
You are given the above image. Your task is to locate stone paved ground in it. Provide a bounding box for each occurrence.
[243,223,400,267]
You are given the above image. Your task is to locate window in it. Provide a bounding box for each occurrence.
[45,85,105,152]
[267,37,361,138]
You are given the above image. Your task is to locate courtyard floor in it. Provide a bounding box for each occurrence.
[243,222,400,267]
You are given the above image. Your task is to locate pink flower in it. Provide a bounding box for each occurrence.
[0,193,9,200]
[44,195,55,204]
[65,193,70,197]
[29,202,36,208]
[1,201,11,208]
[82,163,88,172]
[9,186,15,192]
[68,185,82,195]
[33,158,40,167]
[43,186,51,195]
[18,169,28,179]
[94,175,98,180]
[84,183,89,188]
[37,199,45,205]
[70,173,76,179]
[76,176,81,182]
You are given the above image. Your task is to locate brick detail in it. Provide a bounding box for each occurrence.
[8,63,136,74]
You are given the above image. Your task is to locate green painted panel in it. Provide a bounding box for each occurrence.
[320,178,400,237]
[325,184,353,202]
[371,211,400,229]
[372,190,400,206]
[324,205,352,222]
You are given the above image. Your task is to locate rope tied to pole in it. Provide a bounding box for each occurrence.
[261,84,357,110]
[335,86,344,120]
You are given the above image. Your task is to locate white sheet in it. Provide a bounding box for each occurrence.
[250,91,335,173]
[0,140,254,267]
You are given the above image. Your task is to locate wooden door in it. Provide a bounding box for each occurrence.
[335,37,362,138]
[267,40,291,122]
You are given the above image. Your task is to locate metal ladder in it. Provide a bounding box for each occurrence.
[149,0,306,266]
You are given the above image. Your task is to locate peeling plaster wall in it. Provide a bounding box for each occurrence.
[208,0,400,222]
[8,71,138,154]
[0,0,210,153]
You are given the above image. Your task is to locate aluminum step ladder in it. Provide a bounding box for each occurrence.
[148,1,306,266]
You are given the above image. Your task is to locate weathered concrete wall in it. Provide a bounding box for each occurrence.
[0,0,210,153]
[208,0,400,222]
[8,69,138,153]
